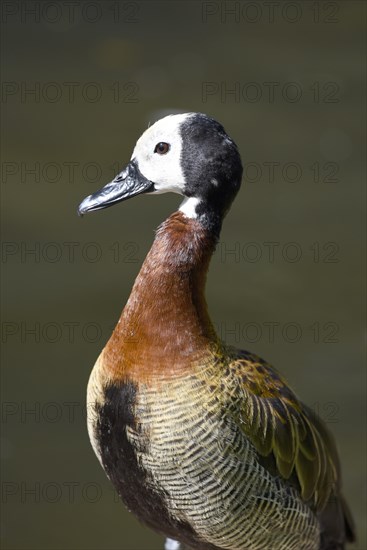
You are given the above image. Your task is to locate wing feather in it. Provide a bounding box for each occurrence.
[229,350,340,510]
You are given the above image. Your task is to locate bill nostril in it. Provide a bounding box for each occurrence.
[116,168,128,180]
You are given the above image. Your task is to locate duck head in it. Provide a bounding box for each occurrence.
[78,112,243,233]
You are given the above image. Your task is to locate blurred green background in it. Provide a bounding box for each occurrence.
[1,1,365,549]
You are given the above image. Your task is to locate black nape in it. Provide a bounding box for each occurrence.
[179,113,243,234]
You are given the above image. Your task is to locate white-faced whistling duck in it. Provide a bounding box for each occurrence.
[78,113,355,550]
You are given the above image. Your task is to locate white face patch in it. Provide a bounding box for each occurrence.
[178,196,200,219]
[130,113,192,194]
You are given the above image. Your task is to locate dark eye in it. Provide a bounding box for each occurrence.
[154,142,170,155]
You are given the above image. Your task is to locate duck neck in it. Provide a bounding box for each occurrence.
[103,211,222,380]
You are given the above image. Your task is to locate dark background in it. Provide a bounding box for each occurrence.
[1,1,365,549]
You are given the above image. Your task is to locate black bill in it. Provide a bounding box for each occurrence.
[78,160,154,216]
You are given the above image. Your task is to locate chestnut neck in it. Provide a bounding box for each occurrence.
[103,211,222,380]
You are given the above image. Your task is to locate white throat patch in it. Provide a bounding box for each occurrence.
[179,196,200,219]
[131,113,193,195]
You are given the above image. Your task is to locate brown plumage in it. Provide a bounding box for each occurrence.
[79,112,355,550]
[103,212,218,381]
